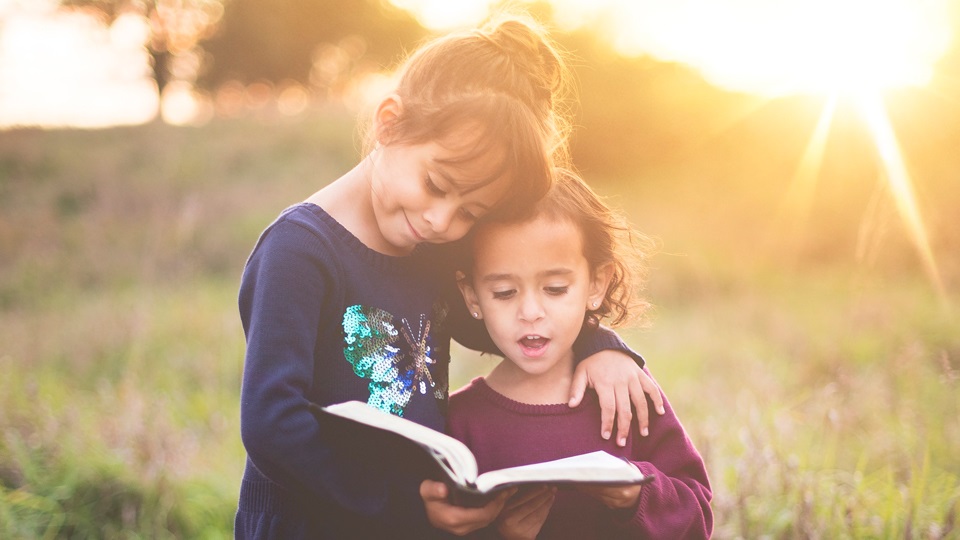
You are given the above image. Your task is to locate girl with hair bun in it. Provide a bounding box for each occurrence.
[234,14,661,539]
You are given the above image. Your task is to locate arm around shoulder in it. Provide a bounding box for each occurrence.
[572,323,644,368]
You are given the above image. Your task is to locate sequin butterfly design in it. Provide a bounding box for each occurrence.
[342,302,449,416]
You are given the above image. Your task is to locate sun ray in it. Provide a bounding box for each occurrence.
[854,92,947,302]
[778,96,837,244]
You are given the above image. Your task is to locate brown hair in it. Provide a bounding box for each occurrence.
[369,13,573,218]
[463,170,656,328]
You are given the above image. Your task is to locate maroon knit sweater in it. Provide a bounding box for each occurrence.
[447,372,713,539]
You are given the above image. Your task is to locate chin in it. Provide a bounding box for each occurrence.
[516,361,556,377]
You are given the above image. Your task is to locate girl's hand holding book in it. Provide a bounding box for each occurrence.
[495,486,556,540]
[420,479,515,535]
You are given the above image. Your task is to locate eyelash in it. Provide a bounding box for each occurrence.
[424,175,445,196]
[425,175,479,221]
[491,286,569,300]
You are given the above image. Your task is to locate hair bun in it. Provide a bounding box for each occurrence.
[478,16,566,103]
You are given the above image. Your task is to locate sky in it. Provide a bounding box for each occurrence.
[0,0,956,128]
[0,0,157,128]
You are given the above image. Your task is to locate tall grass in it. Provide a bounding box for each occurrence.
[1,109,958,538]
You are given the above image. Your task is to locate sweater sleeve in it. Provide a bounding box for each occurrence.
[611,369,713,539]
[238,219,415,523]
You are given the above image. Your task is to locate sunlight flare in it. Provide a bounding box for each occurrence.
[0,5,157,128]
[779,97,837,240]
[561,0,954,97]
[855,93,946,298]
[388,0,497,30]
[391,0,954,96]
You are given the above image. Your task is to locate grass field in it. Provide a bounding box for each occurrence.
[1,110,958,538]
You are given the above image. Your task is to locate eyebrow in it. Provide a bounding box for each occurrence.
[480,268,574,282]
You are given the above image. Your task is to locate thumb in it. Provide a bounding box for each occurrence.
[568,369,588,407]
[420,479,449,501]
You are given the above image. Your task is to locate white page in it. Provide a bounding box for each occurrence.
[473,451,645,493]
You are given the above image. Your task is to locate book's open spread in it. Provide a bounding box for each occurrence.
[319,400,651,499]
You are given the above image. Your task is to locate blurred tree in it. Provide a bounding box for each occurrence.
[59,0,226,95]
[198,0,425,89]
[555,29,755,179]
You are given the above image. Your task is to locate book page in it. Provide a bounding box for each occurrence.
[473,451,646,493]
[322,401,479,485]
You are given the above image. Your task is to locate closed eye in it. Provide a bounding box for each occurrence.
[424,174,445,196]
[545,286,569,296]
[491,289,516,300]
[458,208,479,222]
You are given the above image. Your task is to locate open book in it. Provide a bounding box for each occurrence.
[309,400,653,507]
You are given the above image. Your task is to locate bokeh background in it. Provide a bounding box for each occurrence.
[1,0,959,537]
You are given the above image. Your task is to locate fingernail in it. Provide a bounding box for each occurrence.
[641,427,649,437]
[602,430,611,440]
[658,406,665,414]
[618,437,627,447]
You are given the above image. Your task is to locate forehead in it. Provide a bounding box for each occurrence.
[473,216,584,271]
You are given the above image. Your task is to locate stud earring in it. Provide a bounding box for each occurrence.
[472,312,479,318]
[592,302,599,308]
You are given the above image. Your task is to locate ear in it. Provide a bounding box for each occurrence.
[587,262,614,311]
[373,94,403,144]
[455,270,483,320]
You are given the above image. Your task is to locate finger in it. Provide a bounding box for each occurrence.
[451,492,511,533]
[419,479,448,502]
[505,487,555,523]
[568,366,588,407]
[640,370,666,415]
[596,485,642,509]
[595,381,616,440]
[481,489,514,516]
[615,382,633,446]
[517,488,556,523]
[629,377,649,438]
[503,486,550,510]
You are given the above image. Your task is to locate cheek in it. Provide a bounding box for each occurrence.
[478,300,514,325]
[444,220,475,242]
[486,314,516,340]
[553,299,589,325]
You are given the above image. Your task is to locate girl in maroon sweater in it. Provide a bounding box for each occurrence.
[449,172,713,539]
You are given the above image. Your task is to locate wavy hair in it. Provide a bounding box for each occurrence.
[461,169,656,328]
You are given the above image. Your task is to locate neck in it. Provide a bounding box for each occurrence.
[306,155,373,219]
[484,353,575,405]
[306,155,408,256]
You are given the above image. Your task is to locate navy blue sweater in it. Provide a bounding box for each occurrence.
[235,203,638,539]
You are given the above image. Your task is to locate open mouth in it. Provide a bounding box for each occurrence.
[518,335,550,357]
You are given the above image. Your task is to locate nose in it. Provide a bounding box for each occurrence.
[518,291,545,323]
[423,202,457,235]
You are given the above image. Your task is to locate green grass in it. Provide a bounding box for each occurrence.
[1,111,958,538]
[627,276,960,539]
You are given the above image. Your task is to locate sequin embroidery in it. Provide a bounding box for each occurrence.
[342,303,448,416]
